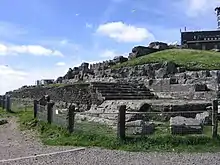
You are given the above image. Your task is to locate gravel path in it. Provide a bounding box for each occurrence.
[2,148,220,165]
[1,117,220,165]
[0,117,76,161]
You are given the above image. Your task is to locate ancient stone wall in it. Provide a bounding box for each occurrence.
[58,44,171,82]
[37,104,48,122]
[9,84,101,111]
[8,62,220,112]
[52,107,69,128]
[35,102,70,128]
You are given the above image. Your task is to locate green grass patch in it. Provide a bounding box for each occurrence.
[113,49,220,70]
[3,108,220,153]
[46,83,67,87]
[40,82,90,89]
[0,108,8,118]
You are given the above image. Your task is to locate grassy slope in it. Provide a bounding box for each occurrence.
[1,107,220,153]
[113,49,220,70]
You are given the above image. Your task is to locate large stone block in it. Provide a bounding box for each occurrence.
[126,120,155,135]
[146,78,170,92]
[195,111,212,125]
[194,84,209,91]
[170,84,194,92]
[170,116,203,135]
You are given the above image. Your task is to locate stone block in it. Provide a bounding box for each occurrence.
[197,70,211,78]
[170,77,178,84]
[170,116,203,135]
[146,78,170,92]
[195,111,212,125]
[177,67,186,73]
[185,71,199,79]
[194,84,209,91]
[170,84,194,92]
[126,120,155,135]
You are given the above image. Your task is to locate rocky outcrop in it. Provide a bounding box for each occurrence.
[148,41,169,50]
[112,56,128,63]
[128,46,159,59]
[128,42,169,60]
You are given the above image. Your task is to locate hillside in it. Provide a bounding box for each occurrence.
[113,49,220,70]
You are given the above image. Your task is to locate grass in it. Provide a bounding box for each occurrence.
[113,49,220,70]
[2,107,220,153]
[40,82,90,88]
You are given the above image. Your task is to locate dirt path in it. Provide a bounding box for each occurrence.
[0,117,76,161]
[1,117,220,165]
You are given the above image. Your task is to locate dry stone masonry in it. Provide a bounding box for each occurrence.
[5,43,220,135]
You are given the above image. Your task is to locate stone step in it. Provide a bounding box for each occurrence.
[93,85,149,90]
[91,82,129,86]
[104,95,153,100]
[154,91,216,100]
[91,82,129,85]
[98,90,151,94]
[93,85,136,89]
[101,92,153,97]
[97,89,150,93]
[91,83,145,89]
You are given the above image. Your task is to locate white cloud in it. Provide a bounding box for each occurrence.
[177,0,219,17]
[39,39,81,55]
[96,21,154,42]
[86,23,93,28]
[0,64,71,95]
[0,65,28,95]
[0,43,63,56]
[59,39,69,45]
[100,49,122,59]
[0,65,27,77]
[0,57,87,95]
[56,62,66,66]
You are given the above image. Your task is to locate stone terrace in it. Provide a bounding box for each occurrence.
[91,82,155,100]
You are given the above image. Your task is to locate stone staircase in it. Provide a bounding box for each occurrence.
[90,82,155,100]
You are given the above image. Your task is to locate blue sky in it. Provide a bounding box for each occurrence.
[0,0,219,94]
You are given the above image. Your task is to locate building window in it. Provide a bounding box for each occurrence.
[194,36,196,39]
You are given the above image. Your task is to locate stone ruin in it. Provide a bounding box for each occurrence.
[52,61,220,135]
[9,58,220,136]
[56,42,171,84]
[57,57,129,84]
[128,41,169,59]
[8,40,220,136]
[38,95,50,106]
